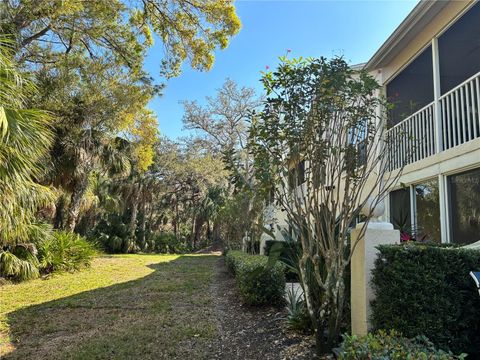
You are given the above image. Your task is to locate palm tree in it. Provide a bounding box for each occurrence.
[199,185,225,248]
[51,130,131,232]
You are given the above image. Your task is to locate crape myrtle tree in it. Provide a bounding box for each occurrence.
[248,56,403,354]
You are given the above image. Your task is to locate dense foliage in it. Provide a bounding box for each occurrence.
[338,330,466,360]
[371,243,480,356]
[225,250,286,306]
[1,0,240,78]
[0,37,53,245]
[0,0,244,282]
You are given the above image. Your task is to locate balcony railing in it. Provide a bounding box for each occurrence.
[387,102,435,171]
[387,71,480,171]
[440,72,480,150]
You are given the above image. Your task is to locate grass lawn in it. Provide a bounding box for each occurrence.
[0,254,219,359]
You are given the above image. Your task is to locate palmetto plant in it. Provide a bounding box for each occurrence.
[0,36,54,280]
[0,36,54,244]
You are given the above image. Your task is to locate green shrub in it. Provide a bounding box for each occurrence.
[225,250,243,274]
[225,250,286,306]
[153,232,189,254]
[338,330,466,360]
[38,231,96,273]
[0,250,39,281]
[371,244,480,356]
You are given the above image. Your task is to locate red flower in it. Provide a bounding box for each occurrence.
[400,232,413,242]
[265,65,269,70]
[287,49,291,53]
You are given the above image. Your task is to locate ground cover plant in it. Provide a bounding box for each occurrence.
[338,330,466,360]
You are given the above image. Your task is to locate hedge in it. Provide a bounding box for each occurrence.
[225,250,286,306]
[371,243,480,356]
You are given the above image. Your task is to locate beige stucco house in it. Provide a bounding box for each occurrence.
[261,0,480,252]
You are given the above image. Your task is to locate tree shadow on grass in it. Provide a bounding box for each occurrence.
[3,255,219,360]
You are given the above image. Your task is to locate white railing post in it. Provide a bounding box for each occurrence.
[432,38,443,153]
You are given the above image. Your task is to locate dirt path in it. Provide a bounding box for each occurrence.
[209,257,315,360]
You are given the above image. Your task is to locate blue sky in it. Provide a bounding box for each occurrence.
[144,0,418,139]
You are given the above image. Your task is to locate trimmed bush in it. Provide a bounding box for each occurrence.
[371,243,480,356]
[225,250,242,274]
[338,330,466,360]
[225,250,286,306]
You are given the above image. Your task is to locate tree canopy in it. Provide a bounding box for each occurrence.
[1,0,241,77]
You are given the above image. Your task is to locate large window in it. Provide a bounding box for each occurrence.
[386,46,434,125]
[390,188,411,233]
[448,168,480,245]
[438,2,480,94]
[415,179,441,243]
[390,180,441,242]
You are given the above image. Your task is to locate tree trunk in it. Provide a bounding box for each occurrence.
[173,199,179,240]
[212,221,222,249]
[53,195,66,229]
[129,185,141,240]
[193,216,205,249]
[65,175,89,232]
[190,216,196,249]
[139,200,147,250]
[206,220,211,242]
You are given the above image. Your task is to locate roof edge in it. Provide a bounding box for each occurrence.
[365,1,448,70]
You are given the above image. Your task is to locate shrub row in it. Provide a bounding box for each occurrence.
[225,250,286,306]
[338,330,466,360]
[371,243,480,356]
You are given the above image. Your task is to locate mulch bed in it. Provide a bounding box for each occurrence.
[209,258,316,360]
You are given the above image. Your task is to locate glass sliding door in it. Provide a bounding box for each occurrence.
[415,179,441,243]
[448,168,480,245]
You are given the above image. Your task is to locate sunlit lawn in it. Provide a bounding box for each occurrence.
[0,254,219,359]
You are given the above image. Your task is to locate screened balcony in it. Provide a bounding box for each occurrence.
[386,2,480,171]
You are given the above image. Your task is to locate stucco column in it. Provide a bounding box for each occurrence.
[350,222,399,335]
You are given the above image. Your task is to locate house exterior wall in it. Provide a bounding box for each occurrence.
[379,0,480,244]
[261,0,480,248]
